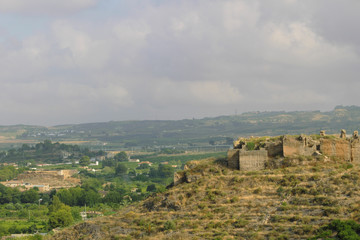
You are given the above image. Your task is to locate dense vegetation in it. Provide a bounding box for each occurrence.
[0,140,106,164]
[311,220,360,240]
[0,139,226,238]
[0,165,26,181]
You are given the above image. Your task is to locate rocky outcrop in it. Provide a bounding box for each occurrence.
[173,160,204,186]
[173,171,186,186]
[143,193,182,211]
[233,137,246,149]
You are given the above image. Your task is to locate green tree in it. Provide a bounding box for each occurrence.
[48,196,65,213]
[81,178,102,191]
[48,208,74,229]
[79,156,90,166]
[20,189,39,204]
[115,163,127,176]
[149,167,158,178]
[56,189,73,206]
[146,184,156,192]
[69,187,85,206]
[83,189,101,207]
[114,151,128,162]
[103,191,122,204]
[48,195,74,228]
[158,164,174,178]
[310,219,360,240]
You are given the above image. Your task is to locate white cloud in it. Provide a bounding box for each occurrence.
[264,22,358,66]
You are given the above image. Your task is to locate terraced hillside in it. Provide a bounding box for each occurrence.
[50,157,360,239]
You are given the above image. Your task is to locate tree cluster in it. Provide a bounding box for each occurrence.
[0,165,25,181]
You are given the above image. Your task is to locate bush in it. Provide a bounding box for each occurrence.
[163,220,176,230]
[246,142,255,151]
[253,188,262,194]
[310,220,360,240]
[48,207,74,229]
[233,218,248,228]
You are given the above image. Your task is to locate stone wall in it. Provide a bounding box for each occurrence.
[351,139,360,163]
[282,135,316,157]
[266,142,283,158]
[227,149,240,169]
[320,138,351,161]
[227,130,360,171]
[239,149,267,171]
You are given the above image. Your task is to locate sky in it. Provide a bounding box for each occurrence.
[0,0,359,126]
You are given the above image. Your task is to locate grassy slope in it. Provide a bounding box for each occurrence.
[49,157,360,239]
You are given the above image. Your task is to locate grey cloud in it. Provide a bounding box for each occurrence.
[0,0,99,15]
[0,0,359,125]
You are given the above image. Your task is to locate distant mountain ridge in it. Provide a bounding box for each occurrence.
[1,105,360,147]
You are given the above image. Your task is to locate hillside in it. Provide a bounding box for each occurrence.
[2,105,360,149]
[49,156,360,239]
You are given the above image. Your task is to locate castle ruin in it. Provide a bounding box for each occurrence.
[228,130,360,171]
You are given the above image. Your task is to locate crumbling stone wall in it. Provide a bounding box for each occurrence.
[351,139,360,163]
[227,130,360,171]
[282,135,316,157]
[265,141,283,158]
[227,149,240,169]
[320,138,351,161]
[239,149,267,171]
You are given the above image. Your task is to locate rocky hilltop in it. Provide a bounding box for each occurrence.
[49,147,360,239]
[226,129,360,172]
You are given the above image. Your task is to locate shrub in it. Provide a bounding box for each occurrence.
[322,207,341,217]
[163,220,176,231]
[313,196,338,207]
[48,208,74,228]
[341,163,354,170]
[246,142,255,150]
[310,220,360,240]
[291,187,308,195]
[253,188,262,194]
[233,218,248,228]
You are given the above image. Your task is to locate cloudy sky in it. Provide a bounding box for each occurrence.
[0,0,359,126]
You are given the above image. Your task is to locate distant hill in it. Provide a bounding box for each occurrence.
[2,105,360,148]
[49,157,360,239]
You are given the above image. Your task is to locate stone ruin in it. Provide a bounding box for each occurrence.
[227,129,360,171]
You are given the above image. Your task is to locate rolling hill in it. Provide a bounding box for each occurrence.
[1,105,360,149]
